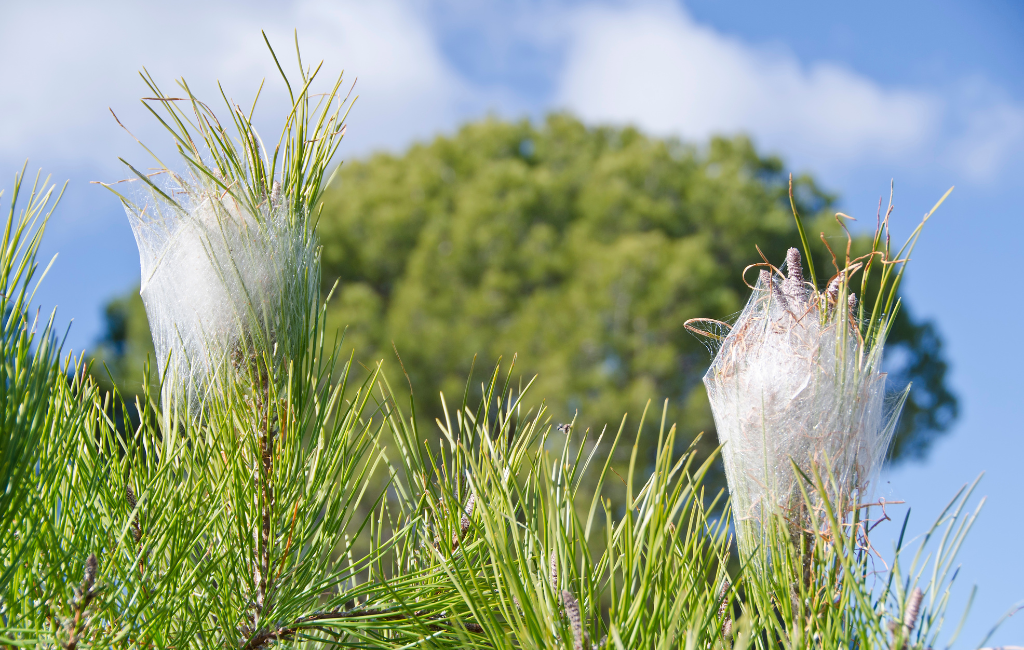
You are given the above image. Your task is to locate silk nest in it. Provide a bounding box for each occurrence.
[703,249,906,551]
[126,179,318,419]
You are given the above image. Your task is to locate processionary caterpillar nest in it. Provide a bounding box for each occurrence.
[695,248,906,553]
[126,179,318,421]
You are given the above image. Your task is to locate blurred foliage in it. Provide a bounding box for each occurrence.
[92,113,955,465]
[91,289,153,395]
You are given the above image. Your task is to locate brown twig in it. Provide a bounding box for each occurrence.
[63,554,99,650]
[125,484,143,544]
[124,484,146,579]
[717,579,733,642]
[561,591,584,650]
[550,553,559,590]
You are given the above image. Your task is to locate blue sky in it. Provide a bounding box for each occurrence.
[2,1,1021,644]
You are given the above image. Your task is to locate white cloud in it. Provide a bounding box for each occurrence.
[2,0,1022,186]
[254,1,470,153]
[944,86,1024,182]
[0,0,467,171]
[556,2,939,165]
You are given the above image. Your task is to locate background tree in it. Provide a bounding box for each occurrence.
[92,113,956,465]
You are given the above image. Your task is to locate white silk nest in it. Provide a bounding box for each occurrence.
[126,181,318,419]
[703,249,906,552]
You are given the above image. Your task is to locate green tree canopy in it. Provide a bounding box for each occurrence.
[92,113,955,463]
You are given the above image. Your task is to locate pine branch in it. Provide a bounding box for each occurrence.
[239,607,488,650]
[251,359,277,629]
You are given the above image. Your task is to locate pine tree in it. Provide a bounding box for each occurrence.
[0,37,987,650]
